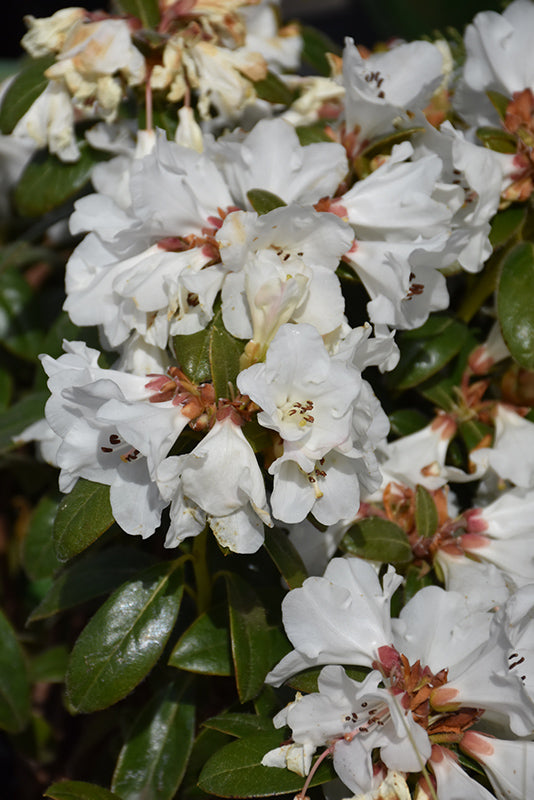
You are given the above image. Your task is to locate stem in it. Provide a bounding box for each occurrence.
[192,527,211,614]
[457,255,501,323]
[145,68,153,132]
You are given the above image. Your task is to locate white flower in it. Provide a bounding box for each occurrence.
[218,205,353,349]
[158,413,271,553]
[471,404,534,488]
[342,38,444,144]
[430,747,497,800]
[461,731,534,800]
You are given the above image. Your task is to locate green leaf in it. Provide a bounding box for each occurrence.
[28,645,69,684]
[0,608,30,732]
[23,494,62,581]
[296,123,333,145]
[28,546,154,622]
[301,25,340,76]
[203,713,275,738]
[199,731,335,797]
[174,303,247,399]
[65,561,184,713]
[0,270,40,360]
[388,408,428,437]
[489,205,525,249]
[169,604,233,676]
[15,140,109,217]
[341,518,412,564]
[45,781,122,800]
[415,485,438,539]
[0,55,54,134]
[0,369,12,410]
[252,71,295,105]
[225,574,289,703]
[53,479,114,562]
[386,315,469,390]
[497,242,534,369]
[263,527,308,589]
[112,679,195,800]
[486,90,510,121]
[403,564,434,604]
[247,189,287,215]
[0,390,48,451]
[459,419,493,453]
[476,126,517,153]
[117,0,160,27]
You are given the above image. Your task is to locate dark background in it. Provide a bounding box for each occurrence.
[1,0,506,59]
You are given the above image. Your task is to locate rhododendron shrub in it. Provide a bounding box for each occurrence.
[2,1,534,798]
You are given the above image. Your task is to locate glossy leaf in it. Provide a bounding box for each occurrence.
[116,0,160,27]
[169,604,232,675]
[0,390,48,451]
[415,485,438,539]
[28,546,154,622]
[173,303,246,399]
[45,782,121,800]
[296,123,333,145]
[301,25,340,76]
[388,408,428,437]
[23,494,62,581]
[386,315,468,390]
[182,727,232,800]
[476,126,516,153]
[65,561,184,713]
[112,680,195,800]
[403,565,434,605]
[497,242,534,369]
[0,608,30,732]
[247,189,287,215]
[225,574,289,703]
[263,527,308,589]
[341,518,411,564]
[199,731,335,797]
[53,479,114,562]
[252,71,295,105]
[0,55,54,134]
[489,205,525,249]
[15,141,109,217]
[202,713,275,738]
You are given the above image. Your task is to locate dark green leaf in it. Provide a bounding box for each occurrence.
[386,315,468,390]
[459,419,493,453]
[301,25,340,76]
[112,679,195,800]
[489,205,525,249]
[174,302,246,399]
[209,306,248,401]
[182,727,232,800]
[486,90,510,121]
[287,665,367,694]
[29,645,69,684]
[0,390,47,451]
[403,564,434,604]
[116,0,160,28]
[388,408,428,437]
[0,608,30,732]
[497,242,534,369]
[15,141,109,217]
[199,731,335,797]
[263,527,308,589]
[341,518,412,564]
[0,241,56,274]
[415,485,438,539]
[169,604,233,676]
[252,71,295,105]
[0,55,54,134]
[53,479,114,562]
[45,781,122,800]
[203,713,275,738]
[23,494,62,581]
[0,270,40,360]
[28,546,154,622]
[225,574,289,703]
[65,561,184,713]
[476,126,516,153]
[247,189,287,215]
[253,686,280,717]
[296,123,333,145]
